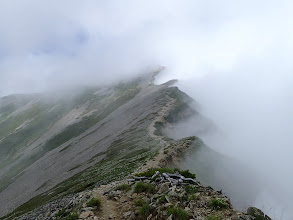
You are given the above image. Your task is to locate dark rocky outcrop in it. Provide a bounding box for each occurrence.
[247,207,272,220]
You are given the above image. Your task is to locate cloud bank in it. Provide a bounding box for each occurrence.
[1,0,293,219]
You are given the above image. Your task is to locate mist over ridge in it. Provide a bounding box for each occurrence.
[0,0,293,219]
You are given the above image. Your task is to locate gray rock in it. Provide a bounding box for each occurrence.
[79,211,94,218]
[158,183,169,194]
[247,207,271,220]
[123,211,132,218]
[147,213,153,220]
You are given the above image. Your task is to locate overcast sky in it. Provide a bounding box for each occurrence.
[1,1,293,219]
[1,0,292,95]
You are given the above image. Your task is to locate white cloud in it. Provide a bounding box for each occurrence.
[0,0,293,218]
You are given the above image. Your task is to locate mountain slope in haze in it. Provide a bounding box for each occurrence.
[0,68,199,218]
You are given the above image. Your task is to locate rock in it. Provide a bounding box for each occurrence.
[45,212,50,217]
[123,211,132,218]
[158,183,169,194]
[120,195,128,203]
[164,203,173,208]
[151,193,160,201]
[130,212,137,220]
[165,195,171,203]
[169,186,176,192]
[109,214,114,219]
[247,207,271,220]
[147,213,153,220]
[51,210,59,217]
[115,190,122,195]
[81,207,94,211]
[79,211,94,218]
[167,191,180,203]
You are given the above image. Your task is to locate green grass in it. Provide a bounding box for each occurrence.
[134,198,151,217]
[174,169,196,179]
[188,194,198,201]
[135,199,147,207]
[135,167,174,177]
[87,198,101,209]
[139,203,150,217]
[167,206,190,220]
[55,208,68,217]
[67,212,79,220]
[115,184,132,192]
[134,182,156,194]
[184,185,198,194]
[205,215,221,220]
[210,198,228,210]
[158,195,166,204]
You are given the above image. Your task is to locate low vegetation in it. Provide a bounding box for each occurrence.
[134,182,156,194]
[184,185,198,194]
[206,215,221,220]
[210,198,228,210]
[55,208,67,217]
[115,184,132,192]
[86,198,101,209]
[139,203,151,217]
[167,206,190,220]
[54,209,78,220]
[134,199,151,217]
[188,193,198,201]
[67,212,79,220]
[158,195,166,204]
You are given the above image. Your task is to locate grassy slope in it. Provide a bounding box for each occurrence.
[1,83,198,219]
[0,82,141,195]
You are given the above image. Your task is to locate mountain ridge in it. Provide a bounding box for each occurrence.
[0,69,197,217]
[0,70,271,220]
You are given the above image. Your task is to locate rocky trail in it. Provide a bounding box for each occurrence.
[16,142,272,220]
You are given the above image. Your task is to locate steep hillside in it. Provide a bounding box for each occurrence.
[0,69,272,220]
[0,69,198,218]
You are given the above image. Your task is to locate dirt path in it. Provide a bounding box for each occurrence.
[142,95,176,170]
[92,184,120,219]
[77,95,177,220]
[85,95,177,219]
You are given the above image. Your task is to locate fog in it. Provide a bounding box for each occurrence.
[1,0,293,219]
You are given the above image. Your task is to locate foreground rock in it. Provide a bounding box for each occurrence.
[17,168,271,220]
